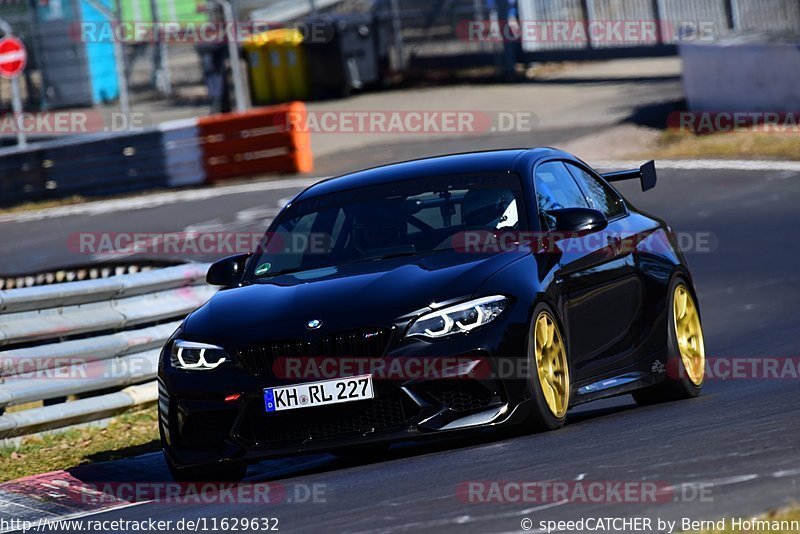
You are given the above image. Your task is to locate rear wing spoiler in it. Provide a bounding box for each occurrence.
[601,160,657,192]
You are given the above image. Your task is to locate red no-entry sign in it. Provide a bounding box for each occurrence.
[0,36,27,79]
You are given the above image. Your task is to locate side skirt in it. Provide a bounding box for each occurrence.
[569,350,668,407]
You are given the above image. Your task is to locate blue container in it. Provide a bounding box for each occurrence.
[79,0,120,103]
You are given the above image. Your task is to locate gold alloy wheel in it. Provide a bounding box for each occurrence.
[534,311,570,418]
[673,284,706,386]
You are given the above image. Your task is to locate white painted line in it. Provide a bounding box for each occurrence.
[0,497,51,515]
[356,500,569,534]
[772,468,800,478]
[0,177,321,224]
[657,474,759,496]
[90,203,284,262]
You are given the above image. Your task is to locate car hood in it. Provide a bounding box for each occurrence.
[184,250,527,343]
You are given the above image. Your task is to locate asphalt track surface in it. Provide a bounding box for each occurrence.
[2,146,800,532]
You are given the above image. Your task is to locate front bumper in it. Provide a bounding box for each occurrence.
[159,310,530,468]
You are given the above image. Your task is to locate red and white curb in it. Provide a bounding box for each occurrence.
[0,470,132,532]
[0,453,333,532]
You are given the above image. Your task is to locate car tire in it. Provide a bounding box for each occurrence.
[165,452,248,483]
[633,277,705,406]
[523,303,571,432]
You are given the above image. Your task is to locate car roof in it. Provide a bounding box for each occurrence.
[294,147,578,201]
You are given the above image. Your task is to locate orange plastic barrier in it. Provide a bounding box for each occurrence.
[198,101,313,182]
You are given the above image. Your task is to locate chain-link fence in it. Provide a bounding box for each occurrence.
[520,0,800,51]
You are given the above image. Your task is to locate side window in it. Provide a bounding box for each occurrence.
[565,163,626,219]
[534,161,590,229]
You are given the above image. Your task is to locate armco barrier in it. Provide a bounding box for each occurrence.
[159,118,207,188]
[0,102,313,207]
[0,144,48,206]
[0,263,215,439]
[41,130,169,197]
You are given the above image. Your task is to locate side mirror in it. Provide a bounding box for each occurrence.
[206,253,252,286]
[546,208,608,234]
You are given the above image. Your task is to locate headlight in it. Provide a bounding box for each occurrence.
[406,296,508,339]
[170,340,229,371]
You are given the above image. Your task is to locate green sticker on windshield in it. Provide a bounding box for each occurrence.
[255,262,272,275]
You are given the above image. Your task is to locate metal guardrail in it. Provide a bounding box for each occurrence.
[0,263,215,439]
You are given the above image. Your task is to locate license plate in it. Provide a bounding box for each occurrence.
[263,374,374,412]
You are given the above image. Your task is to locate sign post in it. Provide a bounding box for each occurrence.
[0,35,28,148]
[210,0,248,113]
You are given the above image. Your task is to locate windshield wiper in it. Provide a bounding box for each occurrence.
[253,266,312,278]
[362,250,417,261]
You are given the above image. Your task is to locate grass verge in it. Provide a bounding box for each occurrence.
[648,130,800,161]
[0,195,87,216]
[0,405,160,483]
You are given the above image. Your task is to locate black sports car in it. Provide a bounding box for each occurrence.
[159,148,706,481]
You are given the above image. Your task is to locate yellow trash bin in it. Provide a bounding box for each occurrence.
[243,32,273,105]
[245,29,310,104]
[266,28,310,102]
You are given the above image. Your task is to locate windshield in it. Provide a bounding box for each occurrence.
[249,173,527,278]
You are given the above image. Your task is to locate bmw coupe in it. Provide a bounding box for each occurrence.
[159,148,706,481]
